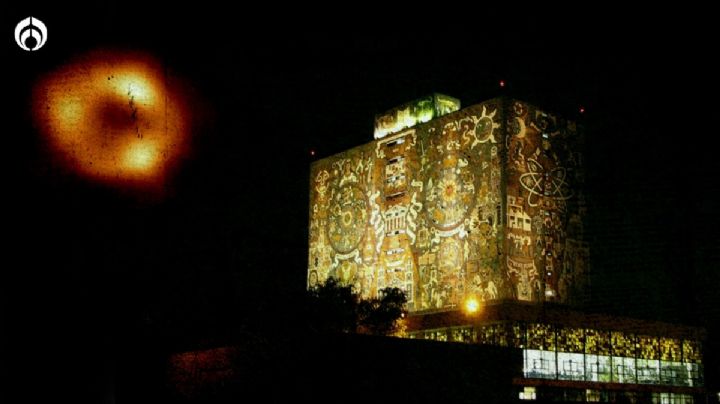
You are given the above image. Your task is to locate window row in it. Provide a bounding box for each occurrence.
[411,322,702,362]
[523,349,703,387]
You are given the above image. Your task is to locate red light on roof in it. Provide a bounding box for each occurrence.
[499,80,506,88]
[310,149,316,156]
[579,106,585,114]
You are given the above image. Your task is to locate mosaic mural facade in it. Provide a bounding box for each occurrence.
[308,98,587,311]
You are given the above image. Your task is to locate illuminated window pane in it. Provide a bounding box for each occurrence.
[450,326,476,343]
[558,352,585,381]
[660,338,682,361]
[638,335,660,360]
[637,358,660,384]
[685,362,702,387]
[612,356,636,384]
[586,389,601,402]
[660,360,686,386]
[477,325,495,345]
[510,323,524,348]
[683,340,702,363]
[654,392,695,404]
[495,324,509,347]
[519,386,536,400]
[585,354,611,382]
[475,323,516,347]
[611,331,635,358]
[527,323,555,351]
[557,326,584,353]
[423,329,449,342]
[524,349,556,379]
[585,329,611,356]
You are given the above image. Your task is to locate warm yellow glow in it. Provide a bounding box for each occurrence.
[310,99,585,310]
[124,141,157,172]
[55,97,84,130]
[112,73,156,103]
[373,95,459,139]
[375,108,433,139]
[464,298,480,314]
[33,50,192,189]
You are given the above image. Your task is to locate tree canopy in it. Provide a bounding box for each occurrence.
[306,278,407,336]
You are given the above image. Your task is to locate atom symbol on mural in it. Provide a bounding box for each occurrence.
[519,159,572,207]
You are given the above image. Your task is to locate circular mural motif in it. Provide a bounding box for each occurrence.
[426,153,477,230]
[327,185,368,253]
[475,116,495,142]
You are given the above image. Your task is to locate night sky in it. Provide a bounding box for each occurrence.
[3,5,718,400]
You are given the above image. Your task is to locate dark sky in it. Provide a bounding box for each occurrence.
[3,4,718,399]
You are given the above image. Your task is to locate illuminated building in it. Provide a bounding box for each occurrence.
[406,301,704,403]
[309,95,586,309]
[308,95,706,402]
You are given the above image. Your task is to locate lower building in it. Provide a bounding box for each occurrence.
[405,300,705,403]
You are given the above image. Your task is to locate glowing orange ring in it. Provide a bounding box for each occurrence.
[33,50,192,190]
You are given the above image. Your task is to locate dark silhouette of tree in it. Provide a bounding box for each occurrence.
[306,278,359,333]
[305,279,406,336]
[358,287,407,336]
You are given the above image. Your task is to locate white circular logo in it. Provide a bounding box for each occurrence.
[15,16,47,51]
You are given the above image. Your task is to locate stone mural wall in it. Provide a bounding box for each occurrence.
[309,98,587,311]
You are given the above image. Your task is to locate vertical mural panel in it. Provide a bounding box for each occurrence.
[308,142,378,299]
[376,129,421,307]
[412,101,505,310]
[505,99,586,304]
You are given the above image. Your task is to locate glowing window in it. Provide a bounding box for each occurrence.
[685,363,702,387]
[527,323,555,350]
[585,329,611,356]
[637,358,660,384]
[585,354,612,383]
[682,340,701,362]
[586,390,601,402]
[558,352,585,381]
[519,386,536,400]
[660,360,686,386]
[385,138,405,147]
[637,335,660,360]
[611,331,634,357]
[655,392,695,404]
[660,338,682,361]
[451,326,476,343]
[612,356,636,384]
[524,349,556,379]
